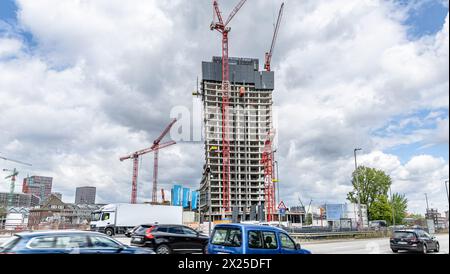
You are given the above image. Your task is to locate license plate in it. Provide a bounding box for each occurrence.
[132,237,143,242]
[398,241,407,245]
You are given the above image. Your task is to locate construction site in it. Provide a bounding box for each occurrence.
[198,0,282,223]
[115,0,284,224]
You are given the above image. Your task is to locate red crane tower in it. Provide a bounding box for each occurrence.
[120,119,177,204]
[161,188,166,203]
[261,130,276,222]
[210,0,248,213]
[264,2,285,72]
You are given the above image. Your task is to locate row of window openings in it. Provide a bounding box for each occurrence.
[203,91,272,98]
[204,100,273,106]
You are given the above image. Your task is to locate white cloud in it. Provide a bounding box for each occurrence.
[0,38,22,58]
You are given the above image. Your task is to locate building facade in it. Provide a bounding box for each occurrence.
[426,209,447,229]
[0,192,40,208]
[22,176,53,202]
[199,57,275,221]
[75,186,96,205]
[52,192,62,200]
[28,194,101,229]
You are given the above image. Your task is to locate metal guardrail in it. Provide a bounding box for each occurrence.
[290,230,387,242]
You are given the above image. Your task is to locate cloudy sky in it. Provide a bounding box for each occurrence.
[0,0,448,214]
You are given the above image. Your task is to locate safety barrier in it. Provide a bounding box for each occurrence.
[290,230,388,242]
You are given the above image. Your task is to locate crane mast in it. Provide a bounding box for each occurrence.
[210,0,247,213]
[1,155,32,208]
[120,119,177,204]
[262,130,276,222]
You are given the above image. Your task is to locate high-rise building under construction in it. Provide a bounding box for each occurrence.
[199,56,275,221]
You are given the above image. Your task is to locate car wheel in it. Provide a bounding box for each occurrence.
[421,244,427,254]
[391,249,398,253]
[434,243,440,253]
[105,228,114,237]
[156,244,172,254]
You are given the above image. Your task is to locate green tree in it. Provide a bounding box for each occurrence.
[370,195,393,223]
[389,193,408,225]
[305,213,312,225]
[347,166,392,220]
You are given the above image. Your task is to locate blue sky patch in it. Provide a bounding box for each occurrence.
[398,0,449,38]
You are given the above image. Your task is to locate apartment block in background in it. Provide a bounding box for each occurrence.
[22,176,53,202]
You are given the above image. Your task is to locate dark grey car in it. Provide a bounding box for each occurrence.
[390,229,440,254]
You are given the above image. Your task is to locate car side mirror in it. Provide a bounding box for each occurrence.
[295,243,301,250]
[116,247,124,253]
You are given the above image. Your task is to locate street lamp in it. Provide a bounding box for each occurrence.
[353,148,363,230]
[445,180,449,205]
[206,169,212,236]
[274,160,280,225]
[390,186,395,227]
[445,180,449,232]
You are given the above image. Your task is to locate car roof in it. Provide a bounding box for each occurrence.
[138,224,183,227]
[214,223,285,232]
[15,230,106,238]
[393,229,424,233]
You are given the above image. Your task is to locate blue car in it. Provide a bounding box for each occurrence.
[0,230,154,254]
[208,224,311,254]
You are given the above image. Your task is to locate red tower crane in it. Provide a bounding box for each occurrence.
[261,130,276,222]
[120,119,177,204]
[210,0,248,213]
[264,2,285,72]
[161,188,166,203]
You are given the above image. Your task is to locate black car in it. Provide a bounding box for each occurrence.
[125,226,140,238]
[390,229,440,254]
[129,224,209,254]
[0,230,154,254]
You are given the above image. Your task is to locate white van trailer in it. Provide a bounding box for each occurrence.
[90,203,183,236]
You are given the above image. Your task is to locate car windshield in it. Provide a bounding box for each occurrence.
[135,225,152,235]
[211,227,242,247]
[91,212,101,221]
[394,232,416,239]
[0,235,20,251]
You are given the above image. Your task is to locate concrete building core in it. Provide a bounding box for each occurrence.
[199,57,275,221]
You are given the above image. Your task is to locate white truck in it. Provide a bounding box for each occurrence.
[90,203,183,236]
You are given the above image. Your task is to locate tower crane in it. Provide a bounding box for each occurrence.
[0,155,32,167]
[120,119,177,204]
[261,130,276,222]
[210,0,248,213]
[161,188,166,203]
[264,2,285,72]
[3,168,19,208]
[1,155,32,208]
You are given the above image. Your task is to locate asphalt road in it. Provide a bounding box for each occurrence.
[1,233,448,254]
[299,234,449,254]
